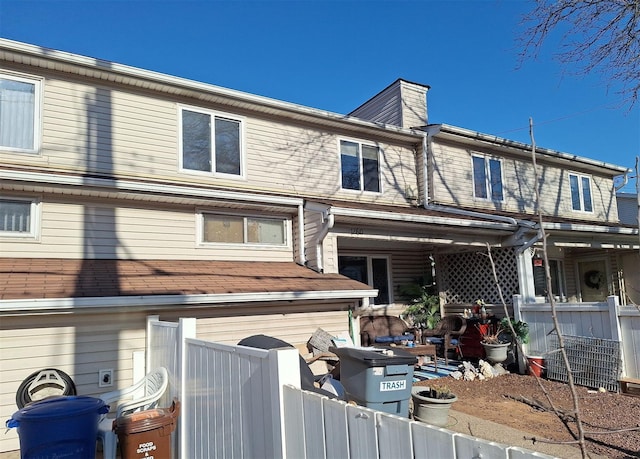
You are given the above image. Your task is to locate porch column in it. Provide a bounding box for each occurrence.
[516,249,536,303]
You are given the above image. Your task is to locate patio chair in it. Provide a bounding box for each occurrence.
[97,366,169,459]
[422,315,467,365]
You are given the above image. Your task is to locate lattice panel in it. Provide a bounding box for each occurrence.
[439,247,519,304]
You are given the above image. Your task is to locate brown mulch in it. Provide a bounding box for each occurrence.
[414,373,640,459]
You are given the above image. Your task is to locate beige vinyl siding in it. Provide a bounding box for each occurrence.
[1,71,420,208]
[0,311,147,453]
[350,84,402,127]
[245,118,418,205]
[168,307,353,348]
[0,199,294,262]
[41,78,179,177]
[322,234,339,274]
[399,82,428,130]
[303,209,324,271]
[617,195,638,225]
[430,140,618,223]
[349,80,428,130]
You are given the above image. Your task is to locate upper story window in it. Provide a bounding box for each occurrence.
[201,213,287,246]
[340,140,381,192]
[472,155,503,201]
[180,107,243,177]
[0,73,41,153]
[0,197,39,238]
[569,173,593,212]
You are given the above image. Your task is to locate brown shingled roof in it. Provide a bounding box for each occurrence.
[0,259,371,301]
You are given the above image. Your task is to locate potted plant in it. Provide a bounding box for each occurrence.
[500,317,530,374]
[400,282,441,331]
[411,384,457,426]
[477,323,510,364]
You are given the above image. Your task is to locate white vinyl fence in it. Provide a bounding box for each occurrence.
[513,295,640,380]
[146,316,551,459]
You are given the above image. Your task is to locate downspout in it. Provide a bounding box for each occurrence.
[315,210,334,273]
[517,226,543,254]
[297,203,306,266]
[305,202,335,273]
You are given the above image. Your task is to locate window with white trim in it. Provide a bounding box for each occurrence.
[472,155,503,201]
[0,73,41,153]
[340,140,381,192]
[532,257,566,301]
[0,197,39,237]
[180,107,243,176]
[568,173,593,212]
[338,255,391,305]
[201,213,287,246]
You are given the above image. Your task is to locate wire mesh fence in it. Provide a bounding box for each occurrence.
[546,334,622,392]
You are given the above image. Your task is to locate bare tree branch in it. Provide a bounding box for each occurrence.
[529,117,588,458]
[518,0,640,108]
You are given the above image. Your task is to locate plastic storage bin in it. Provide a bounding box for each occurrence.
[5,395,108,459]
[330,346,417,417]
[114,399,180,459]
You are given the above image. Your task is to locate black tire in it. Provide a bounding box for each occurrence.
[16,368,77,409]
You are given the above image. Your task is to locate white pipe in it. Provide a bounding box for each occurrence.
[297,204,306,265]
[315,211,335,273]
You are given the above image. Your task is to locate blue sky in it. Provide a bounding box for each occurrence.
[1,0,638,191]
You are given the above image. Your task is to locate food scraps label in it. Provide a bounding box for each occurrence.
[137,441,157,457]
[380,380,406,391]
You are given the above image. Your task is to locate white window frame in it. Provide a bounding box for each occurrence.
[568,172,594,213]
[0,196,41,240]
[178,105,246,179]
[338,254,393,306]
[338,138,382,193]
[532,257,567,302]
[197,210,289,248]
[471,154,504,201]
[0,72,43,154]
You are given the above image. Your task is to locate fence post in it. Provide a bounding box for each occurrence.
[146,315,160,372]
[177,318,196,459]
[269,347,301,459]
[513,294,523,322]
[607,296,622,341]
[607,296,626,380]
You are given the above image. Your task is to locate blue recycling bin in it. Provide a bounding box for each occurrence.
[6,395,108,459]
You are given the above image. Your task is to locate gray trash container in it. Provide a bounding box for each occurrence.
[330,346,417,417]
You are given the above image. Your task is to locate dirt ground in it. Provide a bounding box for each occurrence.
[414,373,640,459]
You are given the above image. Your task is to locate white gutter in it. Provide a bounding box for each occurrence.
[542,222,638,235]
[330,206,516,231]
[0,289,377,316]
[0,169,303,207]
[432,123,630,175]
